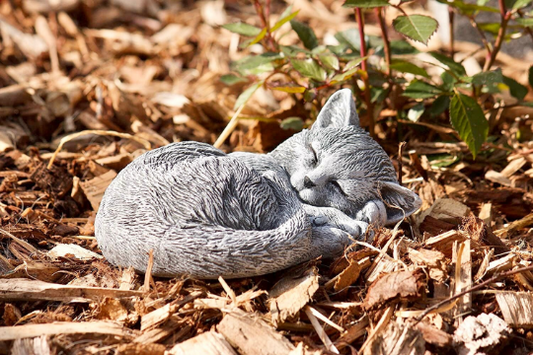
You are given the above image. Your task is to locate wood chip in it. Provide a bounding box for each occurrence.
[364,270,425,311]
[167,331,237,355]
[79,169,117,211]
[217,310,295,355]
[363,319,425,355]
[0,321,137,341]
[0,278,142,303]
[140,291,203,331]
[269,267,319,324]
[495,292,533,328]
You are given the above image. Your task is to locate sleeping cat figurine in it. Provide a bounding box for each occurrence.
[95,89,421,279]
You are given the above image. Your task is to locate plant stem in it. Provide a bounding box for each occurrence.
[355,8,375,138]
[468,15,492,55]
[483,0,511,71]
[375,7,391,75]
[253,0,277,52]
[448,7,455,59]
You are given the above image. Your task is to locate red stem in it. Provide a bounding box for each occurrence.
[483,0,510,71]
[354,8,375,138]
[375,7,390,75]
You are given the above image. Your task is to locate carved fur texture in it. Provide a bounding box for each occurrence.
[95,89,422,279]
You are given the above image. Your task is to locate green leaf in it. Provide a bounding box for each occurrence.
[220,74,248,86]
[331,67,359,83]
[440,0,499,14]
[449,92,488,159]
[389,59,430,78]
[280,117,304,131]
[389,40,419,55]
[511,0,532,9]
[318,53,340,70]
[234,81,263,110]
[441,72,457,91]
[222,22,262,36]
[529,65,533,88]
[477,22,501,36]
[470,69,503,86]
[270,84,307,93]
[330,58,364,83]
[343,0,390,8]
[502,76,528,100]
[280,45,310,57]
[290,20,319,50]
[271,8,299,32]
[516,18,533,27]
[291,59,327,81]
[392,15,438,45]
[335,29,361,51]
[233,52,283,71]
[429,51,467,76]
[429,95,450,117]
[407,103,425,122]
[404,79,443,99]
[249,28,268,46]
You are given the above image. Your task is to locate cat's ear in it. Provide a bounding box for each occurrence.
[379,182,422,225]
[313,89,359,129]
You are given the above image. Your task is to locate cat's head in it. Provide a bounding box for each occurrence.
[273,89,421,225]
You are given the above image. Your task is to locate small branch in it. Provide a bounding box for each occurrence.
[397,142,406,185]
[449,7,455,59]
[376,7,391,75]
[355,8,367,72]
[414,263,533,324]
[355,8,375,138]
[468,15,492,56]
[483,0,511,71]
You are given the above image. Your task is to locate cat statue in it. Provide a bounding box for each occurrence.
[95,89,421,279]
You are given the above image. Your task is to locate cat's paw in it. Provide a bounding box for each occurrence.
[311,215,328,226]
[355,200,387,226]
[335,220,368,238]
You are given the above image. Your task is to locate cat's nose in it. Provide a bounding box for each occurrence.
[303,176,315,188]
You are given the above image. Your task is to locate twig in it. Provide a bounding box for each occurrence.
[213,97,250,149]
[468,15,492,55]
[375,7,390,75]
[304,306,339,353]
[354,8,375,138]
[449,7,455,59]
[47,130,151,169]
[143,249,154,293]
[483,0,511,71]
[397,142,406,185]
[414,263,533,324]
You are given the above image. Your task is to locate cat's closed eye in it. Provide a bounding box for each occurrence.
[308,145,318,164]
[330,180,346,195]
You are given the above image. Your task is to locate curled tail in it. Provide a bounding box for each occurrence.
[95,142,315,279]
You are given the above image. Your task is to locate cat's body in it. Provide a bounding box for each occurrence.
[95,89,421,279]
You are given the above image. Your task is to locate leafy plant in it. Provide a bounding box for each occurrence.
[220,0,533,159]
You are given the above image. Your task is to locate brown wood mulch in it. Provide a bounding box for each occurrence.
[1,0,533,354]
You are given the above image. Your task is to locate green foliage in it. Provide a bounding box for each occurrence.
[221,0,532,160]
[234,81,263,110]
[450,93,488,159]
[343,0,390,8]
[222,23,262,36]
[290,20,319,50]
[404,80,443,99]
[389,59,429,78]
[392,15,438,45]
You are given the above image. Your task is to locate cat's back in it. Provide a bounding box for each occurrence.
[97,142,288,231]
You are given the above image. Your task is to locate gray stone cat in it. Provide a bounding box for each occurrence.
[95,89,421,279]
